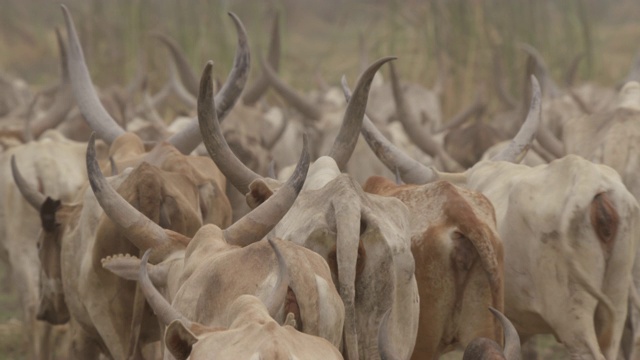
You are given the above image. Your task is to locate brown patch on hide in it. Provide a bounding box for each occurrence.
[590,193,618,253]
[363,175,414,196]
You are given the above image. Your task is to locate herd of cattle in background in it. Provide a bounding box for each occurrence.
[2,3,640,360]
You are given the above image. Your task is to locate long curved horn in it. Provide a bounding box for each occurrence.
[517,43,561,98]
[489,307,521,360]
[434,93,485,133]
[30,28,74,138]
[86,133,171,250]
[389,62,463,171]
[491,75,542,163]
[11,156,46,210]
[139,249,192,327]
[262,59,322,121]
[565,53,584,87]
[242,13,280,106]
[167,12,250,155]
[341,77,441,184]
[61,5,126,145]
[262,114,289,150]
[166,58,197,108]
[264,238,290,318]
[617,48,640,90]
[492,47,518,110]
[223,135,310,247]
[152,34,199,97]
[197,61,262,195]
[329,56,396,170]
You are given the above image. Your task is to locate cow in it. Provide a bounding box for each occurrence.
[154,15,283,222]
[0,28,74,148]
[4,5,255,357]
[260,49,401,184]
[81,118,316,358]
[386,61,477,171]
[112,242,343,360]
[462,308,521,360]
[12,135,229,358]
[1,131,94,360]
[350,75,640,359]
[362,176,504,359]
[199,54,420,359]
[562,80,640,359]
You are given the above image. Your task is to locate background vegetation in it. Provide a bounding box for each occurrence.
[1,0,640,116]
[1,0,639,358]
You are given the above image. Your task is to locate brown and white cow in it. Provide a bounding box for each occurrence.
[5,4,254,357]
[12,135,230,358]
[81,119,316,358]
[201,55,420,359]
[362,176,504,359]
[353,75,640,359]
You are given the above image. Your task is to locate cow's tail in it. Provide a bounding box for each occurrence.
[456,212,504,343]
[286,242,320,336]
[265,238,291,319]
[565,251,616,349]
[335,200,361,360]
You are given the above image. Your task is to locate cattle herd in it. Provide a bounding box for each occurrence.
[2,4,640,360]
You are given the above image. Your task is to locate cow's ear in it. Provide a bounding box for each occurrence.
[166,320,198,360]
[245,179,274,209]
[39,197,62,232]
[102,254,170,287]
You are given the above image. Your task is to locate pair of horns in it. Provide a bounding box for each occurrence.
[342,74,542,184]
[61,5,249,155]
[200,56,396,196]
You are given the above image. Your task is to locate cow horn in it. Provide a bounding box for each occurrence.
[262,59,322,121]
[139,249,192,327]
[262,114,289,150]
[198,61,262,195]
[166,57,197,108]
[491,75,542,163]
[565,53,585,87]
[264,238,290,318]
[30,27,75,139]
[61,5,126,145]
[517,43,561,98]
[242,12,280,106]
[223,134,310,247]
[618,49,640,90]
[329,56,396,171]
[10,156,46,210]
[167,12,250,155]
[86,133,171,250]
[152,33,199,97]
[493,47,518,110]
[388,62,463,172]
[489,307,521,360]
[341,77,442,184]
[434,92,486,133]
